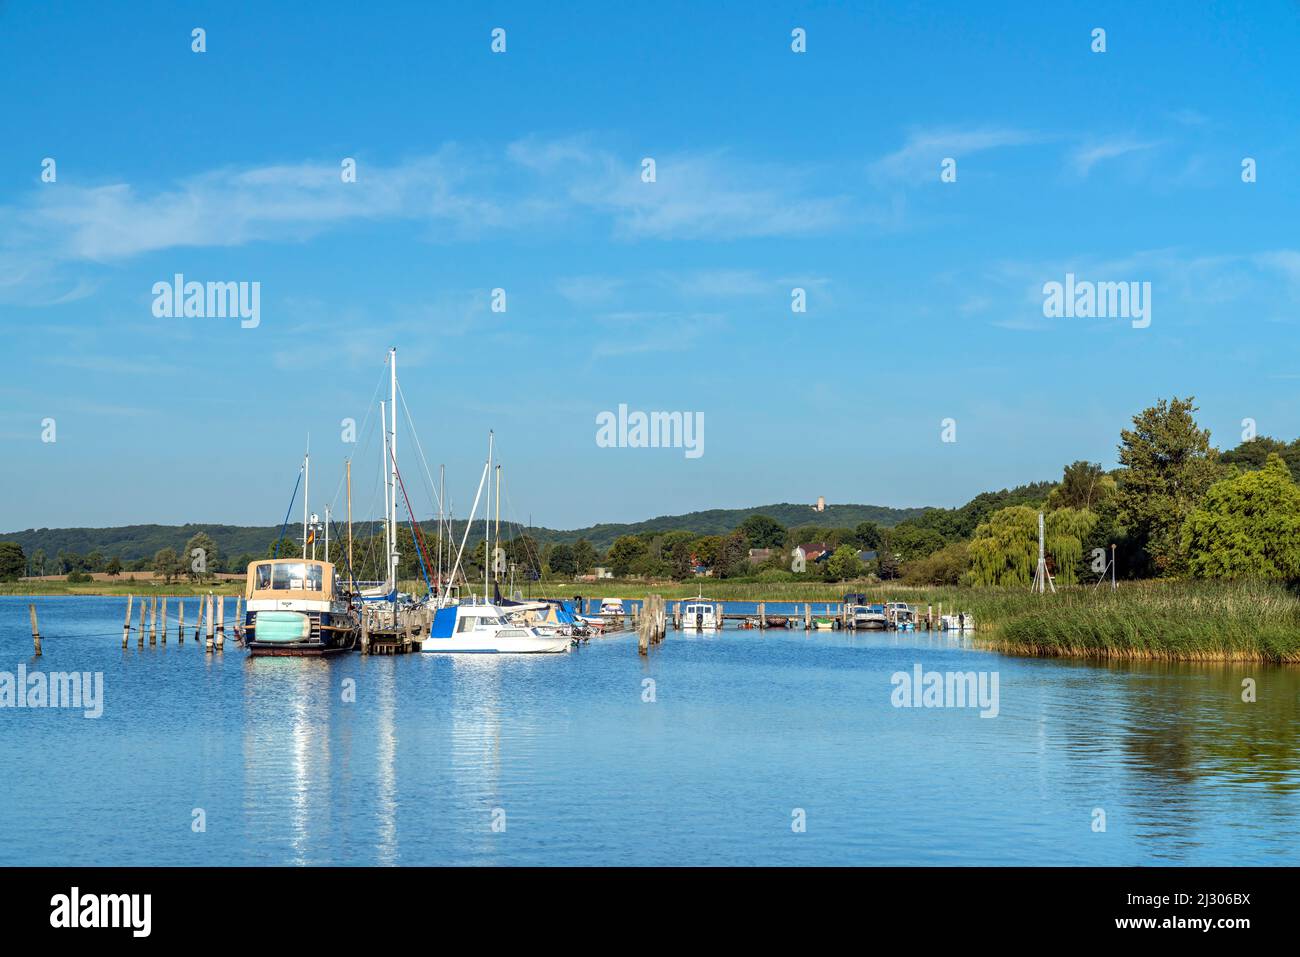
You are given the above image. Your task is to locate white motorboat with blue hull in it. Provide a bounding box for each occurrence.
[422,602,572,654]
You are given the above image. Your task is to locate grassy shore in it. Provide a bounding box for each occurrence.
[988,580,1300,663]
[0,579,245,597]
[501,577,1300,663]
[10,575,1297,663]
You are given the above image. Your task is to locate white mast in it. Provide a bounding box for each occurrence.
[1032,511,1055,594]
[324,505,330,563]
[484,431,493,603]
[380,400,390,586]
[438,463,445,593]
[389,347,399,591]
[302,446,310,560]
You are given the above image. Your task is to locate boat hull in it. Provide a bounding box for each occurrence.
[420,635,572,654]
[248,641,351,657]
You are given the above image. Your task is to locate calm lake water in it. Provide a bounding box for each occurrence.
[2,595,1298,866]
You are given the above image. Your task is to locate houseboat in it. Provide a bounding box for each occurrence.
[243,558,360,656]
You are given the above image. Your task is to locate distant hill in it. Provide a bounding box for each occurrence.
[2,503,928,562]
[547,502,928,549]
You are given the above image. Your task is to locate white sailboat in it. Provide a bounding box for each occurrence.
[421,430,571,654]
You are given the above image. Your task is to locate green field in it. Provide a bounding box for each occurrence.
[1,579,245,597]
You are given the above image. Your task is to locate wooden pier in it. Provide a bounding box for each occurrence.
[360,604,424,655]
[612,598,955,633]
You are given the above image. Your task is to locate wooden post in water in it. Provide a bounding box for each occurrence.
[759,601,766,629]
[194,596,203,644]
[215,595,224,650]
[29,604,41,657]
[804,603,811,630]
[360,608,370,655]
[149,596,157,645]
[926,604,933,630]
[672,601,680,629]
[138,600,146,648]
[234,596,243,641]
[160,597,168,644]
[178,600,185,645]
[122,595,133,648]
[205,594,215,653]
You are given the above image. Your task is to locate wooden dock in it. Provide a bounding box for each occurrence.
[602,598,955,632]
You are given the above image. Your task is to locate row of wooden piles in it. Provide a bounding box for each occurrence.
[636,594,668,655]
[120,594,236,652]
[23,593,243,658]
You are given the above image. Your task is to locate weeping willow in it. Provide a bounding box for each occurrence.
[963,506,1038,586]
[962,505,1098,587]
[1045,507,1098,586]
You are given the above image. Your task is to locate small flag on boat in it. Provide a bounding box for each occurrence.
[306,529,315,545]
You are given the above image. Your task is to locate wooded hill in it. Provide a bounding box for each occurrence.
[2,502,930,563]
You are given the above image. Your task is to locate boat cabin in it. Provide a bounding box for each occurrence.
[245,559,339,603]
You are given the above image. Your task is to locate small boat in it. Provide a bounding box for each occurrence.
[940,613,975,632]
[422,601,572,653]
[599,598,626,623]
[682,598,719,630]
[504,598,595,640]
[243,558,359,656]
[851,603,888,630]
[765,615,790,628]
[885,602,915,629]
[813,617,835,631]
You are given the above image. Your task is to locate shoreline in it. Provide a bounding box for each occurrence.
[6,578,1296,663]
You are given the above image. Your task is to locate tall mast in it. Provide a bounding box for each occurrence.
[438,463,445,594]
[380,401,390,586]
[494,463,502,587]
[346,458,353,575]
[302,446,310,560]
[324,505,330,563]
[389,346,398,591]
[484,431,493,602]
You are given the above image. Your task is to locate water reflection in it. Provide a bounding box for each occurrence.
[4,596,1300,866]
[241,658,333,865]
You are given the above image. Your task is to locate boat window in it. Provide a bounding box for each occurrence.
[255,564,272,589]
[270,563,324,590]
[458,616,478,633]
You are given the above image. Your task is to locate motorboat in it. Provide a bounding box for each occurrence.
[422,601,572,653]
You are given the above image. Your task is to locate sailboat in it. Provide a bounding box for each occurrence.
[414,434,568,653]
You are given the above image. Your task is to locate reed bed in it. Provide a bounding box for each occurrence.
[989,580,1300,662]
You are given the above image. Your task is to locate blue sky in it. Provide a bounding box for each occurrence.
[2,0,1299,532]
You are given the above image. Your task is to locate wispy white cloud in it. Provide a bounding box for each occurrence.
[869,127,1042,183]
[509,135,850,239]
[1068,138,1160,177]
[0,138,854,304]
